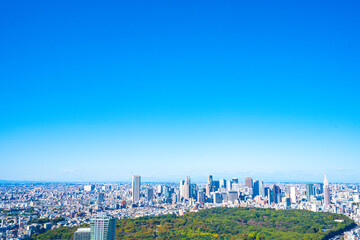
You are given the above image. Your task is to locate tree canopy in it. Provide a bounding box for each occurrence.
[32,207,356,240]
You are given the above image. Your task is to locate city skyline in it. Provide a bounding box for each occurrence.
[1,1,360,182]
[2,171,359,239]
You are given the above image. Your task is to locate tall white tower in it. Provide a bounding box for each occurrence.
[323,173,331,207]
[132,175,141,202]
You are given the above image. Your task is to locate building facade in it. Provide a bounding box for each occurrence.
[132,175,141,202]
[90,216,116,240]
[74,228,90,240]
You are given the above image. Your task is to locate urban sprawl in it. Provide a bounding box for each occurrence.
[1,174,359,239]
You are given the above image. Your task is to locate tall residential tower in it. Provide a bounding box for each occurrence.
[90,216,116,240]
[132,175,141,202]
[323,173,331,207]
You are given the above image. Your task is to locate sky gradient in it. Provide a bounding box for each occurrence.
[1,0,360,182]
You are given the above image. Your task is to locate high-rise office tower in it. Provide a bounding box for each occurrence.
[145,188,153,202]
[285,197,291,208]
[212,192,222,203]
[319,183,324,194]
[132,175,141,202]
[190,183,198,200]
[98,193,104,204]
[74,228,91,240]
[219,179,227,189]
[197,189,206,203]
[267,187,275,204]
[180,176,191,200]
[264,187,269,197]
[306,184,315,200]
[231,178,239,184]
[323,173,330,207]
[259,180,265,197]
[253,180,259,197]
[164,186,173,203]
[290,186,296,204]
[185,176,191,199]
[245,177,253,189]
[268,185,281,204]
[285,186,290,197]
[227,191,238,203]
[206,175,213,196]
[274,185,281,203]
[180,180,185,199]
[90,216,116,240]
[212,180,220,191]
[227,181,233,191]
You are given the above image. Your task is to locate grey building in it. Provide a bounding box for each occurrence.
[324,174,331,207]
[227,191,238,203]
[145,188,153,202]
[206,175,213,196]
[132,175,141,202]
[74,228,90,240]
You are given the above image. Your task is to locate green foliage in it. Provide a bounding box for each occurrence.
[28,217,66,225]
[31,226,77,240]
[33,207,356,240]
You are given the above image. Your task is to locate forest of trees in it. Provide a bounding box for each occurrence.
[32,207,356,240]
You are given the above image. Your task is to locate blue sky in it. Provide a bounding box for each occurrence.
[1,0,360,182]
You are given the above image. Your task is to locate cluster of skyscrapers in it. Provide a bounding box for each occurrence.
[71,173,333,240]
[128,173,332,208]
[2,172,356,240]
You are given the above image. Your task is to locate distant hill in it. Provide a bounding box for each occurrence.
[32,207,356,240]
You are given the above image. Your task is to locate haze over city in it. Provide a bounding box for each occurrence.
[1,0,360,183]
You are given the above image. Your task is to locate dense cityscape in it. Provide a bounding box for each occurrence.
[0,174,359,240]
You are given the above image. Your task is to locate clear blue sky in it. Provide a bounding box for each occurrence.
[1,0,360,182]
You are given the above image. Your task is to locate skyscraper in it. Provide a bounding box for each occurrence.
[245,177,253,189]
[268,185,281,204]
[227,191,238,203]
[219,179,227,189]
[145,188,153,202]
[212,180,220,192]
[197,189,206,203]
[306,184,314,200]
[164,186,173,203]
[98,193,104,204]
[231,178,239,184]
[259,180,265,197]
[180,176,191,200]
[206,175,213,196]
[189,183,197,200]
[132,175,141,202]
[274,185,281,203]
[90,216,116,240]
[318,183,324,194]
[253,180,259,197]
[290,186,297,204]
[267,187,275,204]
[323,173,331,207]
